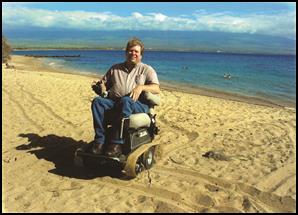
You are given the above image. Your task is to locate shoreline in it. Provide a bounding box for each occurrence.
[10,55,296,109]
[159,81,295,109]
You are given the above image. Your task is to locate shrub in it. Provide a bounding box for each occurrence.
[2,36,12,63]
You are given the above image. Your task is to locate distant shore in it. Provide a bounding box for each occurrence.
[13,48,296,57]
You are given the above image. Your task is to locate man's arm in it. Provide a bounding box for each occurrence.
[130,84,160,102]
[140,83,160,94]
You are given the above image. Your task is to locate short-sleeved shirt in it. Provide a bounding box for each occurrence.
[102,62,159,100]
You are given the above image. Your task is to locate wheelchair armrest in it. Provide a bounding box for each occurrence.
[143,92,161,106]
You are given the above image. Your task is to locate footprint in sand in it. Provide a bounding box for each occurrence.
[195,194,215,207]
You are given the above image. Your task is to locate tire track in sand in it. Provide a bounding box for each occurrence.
[3,88,44,131]
[91,177,202,212]
[157,91,200,159]
[17,83,77,129]
[150,165,295,212]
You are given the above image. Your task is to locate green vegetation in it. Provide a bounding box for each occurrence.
[2,36,12,63]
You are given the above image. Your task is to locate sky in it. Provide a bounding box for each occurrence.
[2,2,296,39]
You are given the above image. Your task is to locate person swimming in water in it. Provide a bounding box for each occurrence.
[224,73,231,79]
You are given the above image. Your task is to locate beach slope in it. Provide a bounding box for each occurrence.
[2,56,296,212]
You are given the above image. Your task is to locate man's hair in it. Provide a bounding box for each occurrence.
[126,38,144,55]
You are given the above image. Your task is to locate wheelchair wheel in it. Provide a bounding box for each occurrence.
[142,146,155,169]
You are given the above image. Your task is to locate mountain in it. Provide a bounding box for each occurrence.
[2,28,296,55]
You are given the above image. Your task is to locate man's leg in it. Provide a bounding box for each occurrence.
[105,96,149,156]
[119,96,149,118]
[91,97,115,150]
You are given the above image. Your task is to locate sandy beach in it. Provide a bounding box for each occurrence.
[2,55,296,212]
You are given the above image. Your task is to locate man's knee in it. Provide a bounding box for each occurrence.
[92,97,103,106]
[91,97,111,109]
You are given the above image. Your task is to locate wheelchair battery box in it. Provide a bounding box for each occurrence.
[125,128,152,152]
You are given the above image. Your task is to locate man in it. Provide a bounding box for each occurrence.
[91,38,160,157]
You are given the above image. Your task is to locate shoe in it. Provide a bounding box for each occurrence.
[105,143,122,157]
[91,143,104,155]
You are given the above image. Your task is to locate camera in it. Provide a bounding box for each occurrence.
[92,81,103,95]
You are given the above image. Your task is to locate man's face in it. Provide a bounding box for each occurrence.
[126,45,142,65]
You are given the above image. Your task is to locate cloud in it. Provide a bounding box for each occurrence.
[132,12,143,19]
[2,5,296,39]
[192,11,296,37]
[149,13,167,22]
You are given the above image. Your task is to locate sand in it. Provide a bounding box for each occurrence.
[2,55,296,212]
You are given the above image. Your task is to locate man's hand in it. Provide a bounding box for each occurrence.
[130,85,144,102]
[130,84,160,102]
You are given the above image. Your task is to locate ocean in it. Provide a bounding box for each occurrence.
[12,49,296,107]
